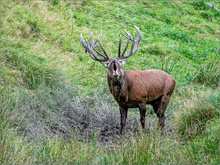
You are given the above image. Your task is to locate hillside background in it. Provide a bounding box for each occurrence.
[1,1,219,164]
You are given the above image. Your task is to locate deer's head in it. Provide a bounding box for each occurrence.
[80,26,142,80]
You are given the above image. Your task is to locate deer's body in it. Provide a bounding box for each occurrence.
[108,69,175,108]
[80,26,176,133]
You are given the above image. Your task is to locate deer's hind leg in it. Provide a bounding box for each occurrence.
[138,103,147,132]
[152,95,170,130]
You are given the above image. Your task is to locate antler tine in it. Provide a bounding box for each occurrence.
[118,35,122,57]
[97,39,109,58]
[119,26,142,59]
[92,36,109,59]
[125,34,135,58]
[134,25,142,49]
[120,37,129,57]
[80,33,109,62]
[123,29,133,39]
[130,34,135,54]
[92,38,98,47]
[93,47,108,58]
[119,29,132,57]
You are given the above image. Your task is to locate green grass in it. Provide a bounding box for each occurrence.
[1,1,220,164]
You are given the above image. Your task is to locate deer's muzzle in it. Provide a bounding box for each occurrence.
[113,63,118,76]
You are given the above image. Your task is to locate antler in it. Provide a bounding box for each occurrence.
[118,26,142,59]
[80,33,109,62]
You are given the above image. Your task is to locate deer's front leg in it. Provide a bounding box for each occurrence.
[119,106,128,134]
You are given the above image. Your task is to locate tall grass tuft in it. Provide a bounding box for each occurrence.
[174,91,219,140]
[192,61,220,87]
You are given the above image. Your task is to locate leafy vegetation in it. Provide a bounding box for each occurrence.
[1,1,219,164]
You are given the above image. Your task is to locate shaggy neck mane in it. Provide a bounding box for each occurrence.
[107,70,128,102]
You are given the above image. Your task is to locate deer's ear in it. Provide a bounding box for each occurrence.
[121,60,127,67]
[101,62,109,69]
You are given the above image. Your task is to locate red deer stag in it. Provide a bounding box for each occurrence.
[80,26,176,134]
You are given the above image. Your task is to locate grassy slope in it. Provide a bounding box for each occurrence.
[1,1,219,164]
